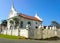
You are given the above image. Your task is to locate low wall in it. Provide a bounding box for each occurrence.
[34,29,42,39]
[20,29,28,38]
[43,29,56,39]
[1,28,60,39]
[33,29,58,39]
[57,29,60,37]
[2,29,28,38]
[20,29,60,39]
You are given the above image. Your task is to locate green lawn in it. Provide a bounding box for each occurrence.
[0,34,26,39]
[0,34,18,39]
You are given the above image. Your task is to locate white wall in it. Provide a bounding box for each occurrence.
[2,29,28,38]
[20,29,28,38]
[19,17,42,29]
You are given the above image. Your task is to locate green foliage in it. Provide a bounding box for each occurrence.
[0,34,18,39]
[1,20,7,27]
[0,34,27,39]
[13,17,17,21]
[9,17,19,26]
[51,21,60,28]
[9,20,14,24]
[13,17,19,26]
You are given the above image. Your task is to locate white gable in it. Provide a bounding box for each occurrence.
[34,13,43,21]
[8,4,18,19]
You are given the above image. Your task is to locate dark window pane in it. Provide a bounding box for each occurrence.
[35,26,38,29]
[28,21,31,26]
[20,21,23,28]
[36,22,37,24]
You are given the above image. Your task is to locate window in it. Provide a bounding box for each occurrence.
[10,26,12,30]
[36,22,37,24]
[20,21,23,28]
[44,26,46,29]
[35,26,38,29]
[28,21,31,26]
[48,27,50,29]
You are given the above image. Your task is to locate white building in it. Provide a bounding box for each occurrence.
[2,3,43,38]
[7,4,42,29]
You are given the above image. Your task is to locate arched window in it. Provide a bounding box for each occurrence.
[10,26,13,30]
[35,26,38,29]
[44,26,46,29]
[36,22,37,24]
[20,21,23,28]
[28,21,31,26]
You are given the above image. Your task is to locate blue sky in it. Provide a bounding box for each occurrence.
[0,0,60,26]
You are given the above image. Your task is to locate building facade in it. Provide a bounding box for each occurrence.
[3,4,43,38]
[7,4,42,30]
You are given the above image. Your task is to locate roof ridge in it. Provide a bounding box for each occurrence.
[19,14,42,22]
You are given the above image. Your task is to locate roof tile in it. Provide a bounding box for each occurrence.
[19,14,41,22]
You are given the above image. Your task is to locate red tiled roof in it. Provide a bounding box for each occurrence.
[19,14,41,22]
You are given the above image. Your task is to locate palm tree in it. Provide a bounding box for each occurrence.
[9,20,14,35]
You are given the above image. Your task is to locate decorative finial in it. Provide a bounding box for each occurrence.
[11,0,15,11]
[35,12,38,17]
[12,0,14,8]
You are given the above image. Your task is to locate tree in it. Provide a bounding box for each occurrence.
[1,20,7,30]
[13,17,19,28]
[51,21,60,29]
[1,20,7,27]
[1,20,7,35]
[10,20,14,25]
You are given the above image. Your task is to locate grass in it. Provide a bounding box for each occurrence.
[0,34,26,39]
[1,34,59,40]
[0,34,18,39]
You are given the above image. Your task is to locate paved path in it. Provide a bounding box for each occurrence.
[0,38,60,43]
